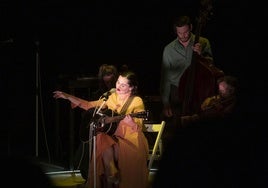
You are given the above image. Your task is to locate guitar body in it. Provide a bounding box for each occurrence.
[79,108,117,142]
[93,109,119,136]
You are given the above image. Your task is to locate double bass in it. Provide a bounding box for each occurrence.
[178,0,224,116]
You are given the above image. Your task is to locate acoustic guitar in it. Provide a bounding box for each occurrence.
[80,108,149,142]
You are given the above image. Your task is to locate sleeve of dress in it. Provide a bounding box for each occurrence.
[69,96,105,111]
[131,97,146,129]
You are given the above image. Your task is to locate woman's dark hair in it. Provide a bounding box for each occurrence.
[120,71,139,95]
[98,64,118,91]
[98,64,118,79]
[91,64,118,100]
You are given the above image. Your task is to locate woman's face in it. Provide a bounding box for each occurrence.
[115,75,131,95]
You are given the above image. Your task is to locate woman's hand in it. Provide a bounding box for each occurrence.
[53,91,83,109]
[53,91,69,99]
[122,115,134,124]
[122,115,137,131]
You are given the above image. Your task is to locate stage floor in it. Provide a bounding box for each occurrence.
[42,162,158,188]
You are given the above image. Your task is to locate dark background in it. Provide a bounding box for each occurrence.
[3,0,266,169]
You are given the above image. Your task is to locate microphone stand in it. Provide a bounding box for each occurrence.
[35,41,40,157]
[90,97,108,188]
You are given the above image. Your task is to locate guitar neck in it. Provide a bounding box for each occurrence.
[103,111,148,124]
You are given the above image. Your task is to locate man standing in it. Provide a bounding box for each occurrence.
[159,15,214,142]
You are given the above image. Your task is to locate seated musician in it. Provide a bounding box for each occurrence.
[53,71,149,188]
[181,75,238,126]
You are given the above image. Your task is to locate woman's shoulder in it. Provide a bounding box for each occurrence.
[133,95,144,102]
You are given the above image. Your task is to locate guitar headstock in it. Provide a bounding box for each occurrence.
[132,110,150,120]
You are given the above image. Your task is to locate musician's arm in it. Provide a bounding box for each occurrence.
[53,90,103,110]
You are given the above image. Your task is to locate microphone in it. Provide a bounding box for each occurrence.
[101,88,116,99]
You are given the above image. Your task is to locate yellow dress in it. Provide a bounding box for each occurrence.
[87,92,149,188]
